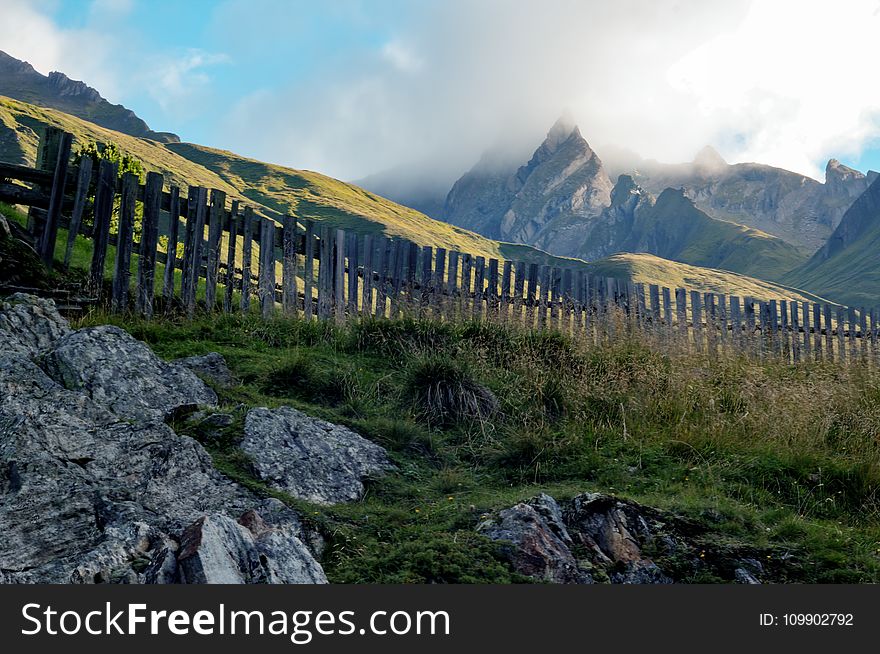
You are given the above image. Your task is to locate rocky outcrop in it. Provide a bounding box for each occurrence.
[480,492,770,584]
[174,352,237,388]
[444,116,613,251]
[0,293,70,357]
[242,407,394,505]
[44,325,218,422]
[0,296,324,584]
[0,50,179,143]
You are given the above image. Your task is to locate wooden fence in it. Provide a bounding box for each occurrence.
[3,128,880,365]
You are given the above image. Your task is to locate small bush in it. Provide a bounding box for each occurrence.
[261,352,347,404]
[403,355,498,427]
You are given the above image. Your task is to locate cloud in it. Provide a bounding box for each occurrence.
[220,0,880,182]
[145,50,230,117]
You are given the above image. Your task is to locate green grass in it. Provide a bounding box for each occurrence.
[73,309,880,583]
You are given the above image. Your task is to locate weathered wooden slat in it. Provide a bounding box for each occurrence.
[317,225,332,320]
[801,301,811,359]
[525,263,538,325]
[836,305,846,363]
[240,207,255,313]
[259,218,276,319]
[547,267,559,327]
[389,240,405,318]
[374,236,389,318]
[571,269,582,330]
[63,157,92,270]
[420,245,432,318]
[871,307,879,363]
[361,234,373,316]
[88,159,117,296]
[446,250,459,321]
[473,256,485,321]
[768,300,779,358]
[110,172,138,313]
[39,131,73,267]
[205,189,226,310]
[223,200,239,313]
[181,186,207,316]
[675,287,688,344]
[537,265,550,329]
[406,241,419,316]
[648,284,660,334]
[661,287,673,338]
[513,261,526,325]
[824,303,834,362]
[302,220,314,318]
[812,302,822,360]
[162,186,181,302]
[847,306,858,361]
[460,253,473,318]
[690,290,703,352]
[488,258,500,320]
[704,293,718,357]
[717,294,728,350]
[135,171,162,317]
[348,233,361,317]
[282,216,298,316]
[790,301,800,362]
[335,229,346,322]
[433,247,446,319]
[729,296,741,350]
[779,300,790,362]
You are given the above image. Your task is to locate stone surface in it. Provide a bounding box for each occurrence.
[0,293,70,357]
[242,406,394,505]
[0,297,325,584]
[43,325,217,422]
[480,491,774,584]
[174,352,237,388]
[477,494,590,584]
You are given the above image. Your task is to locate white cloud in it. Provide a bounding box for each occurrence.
[381,40,422,73]
[668,0,880,178]
[145,50,230,117]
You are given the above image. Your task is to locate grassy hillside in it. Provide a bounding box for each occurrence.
[78,309,880,583]
[585,253,826,303]
[783,177,880,307]
[0,95,827,304]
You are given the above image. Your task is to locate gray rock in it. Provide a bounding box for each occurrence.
[174,352,237,388]
[0,348,324,584]
[478,495,590,584]
[242,406,394,505]
[0,293,70,357]
[43,325,217,422]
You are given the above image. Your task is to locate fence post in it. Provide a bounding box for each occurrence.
[162,186,181,302]
[88,159,117,298]
[28,126,63,238]
[224,200,239,313]
[111,172,138,313]
[240,206,255,313]
[420,245,433,318]
[303,220,315,318]
[38,130,72,268]
[335,229,346,322]
[374,236,388,318]
[205,189,226,310]
[136,171,162,318]
[361,234,373,316]
[63,157,93,270]
[282,216,298,316]
[433,247,446,320]
[181,186,207,316]
[349,234,361,317]
[473,256,485,321]
[259,218,277,319]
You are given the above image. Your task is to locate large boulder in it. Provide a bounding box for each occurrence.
[480,492,772,584]
[43,325,217,422]
[0,352,324,584]
[0,293,70,357]
[174,352,237,389]
[242,407,394,505]
[477,493,591,584]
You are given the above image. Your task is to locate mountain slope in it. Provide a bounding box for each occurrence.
[577,176,806,281]
[0,95,825,303]
[0,50,178,143]
[783,176,880,306]
[618,147,874,252]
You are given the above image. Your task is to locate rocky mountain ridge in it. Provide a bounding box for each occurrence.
[0,50,179,143]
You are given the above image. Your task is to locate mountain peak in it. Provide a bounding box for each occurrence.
[825,158,864,182]
[610,174,640,206]
[543,112,581,151]
[693,145,727,171]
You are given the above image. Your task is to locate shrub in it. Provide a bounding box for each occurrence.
[403,355,498,427]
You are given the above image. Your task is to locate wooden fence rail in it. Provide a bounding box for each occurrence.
[3,128,879,365]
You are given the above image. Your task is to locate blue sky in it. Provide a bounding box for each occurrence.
[3,0,880,182]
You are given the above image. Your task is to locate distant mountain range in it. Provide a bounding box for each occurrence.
[0,50,179,145]
[0,48,868,305]
[361,115,878,305]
